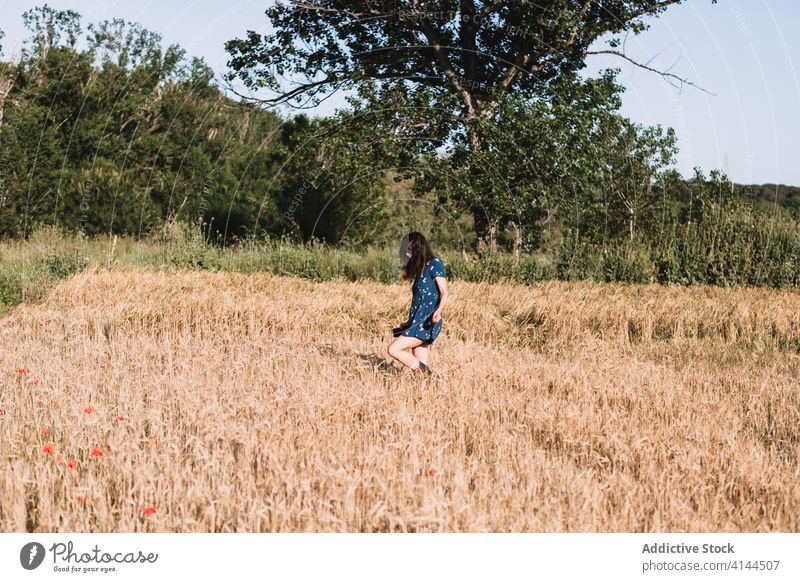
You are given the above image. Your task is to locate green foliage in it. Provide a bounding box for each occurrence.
[159,219,221,270]
[412,69,669,252]
[0,271,22,307]
[224,0,719,248]
[266,110,400,246]
[226,1,713,113]
[3,2,799,296]
[556,170,800,288]
[45,247,89,278]
[0,8,284,240]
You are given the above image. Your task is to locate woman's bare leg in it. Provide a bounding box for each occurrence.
[388,336,424,369]
[412,342,430,366]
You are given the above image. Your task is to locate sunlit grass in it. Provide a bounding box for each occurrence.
[0,267,798,532]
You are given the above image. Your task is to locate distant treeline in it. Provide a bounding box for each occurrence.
[733,183,800,216]
[1,6,800,288]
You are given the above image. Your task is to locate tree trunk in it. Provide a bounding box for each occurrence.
[471,206,489,253]
[488,221,497,252]
[511,221,523,260]
[471,212,498,254]
[465,113,496,254]
[629,208,634,241]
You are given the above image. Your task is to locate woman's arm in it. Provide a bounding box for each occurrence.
[431,276,448,322]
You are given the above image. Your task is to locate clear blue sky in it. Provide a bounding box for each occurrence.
[1,0,798,186]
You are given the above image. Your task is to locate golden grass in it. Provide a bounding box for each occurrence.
[1,267,799,532]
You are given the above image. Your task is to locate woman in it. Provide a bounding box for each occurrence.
[387,232,448,374]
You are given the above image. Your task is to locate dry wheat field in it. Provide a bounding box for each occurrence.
[1,267,799,532]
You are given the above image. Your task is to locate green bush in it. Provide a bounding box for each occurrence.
[0,271,22,307]
[5,210,800,313]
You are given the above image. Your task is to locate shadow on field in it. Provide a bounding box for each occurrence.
[316,343,400,373]
[356,353,398,371]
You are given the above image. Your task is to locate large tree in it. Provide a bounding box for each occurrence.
[226,0,717,246]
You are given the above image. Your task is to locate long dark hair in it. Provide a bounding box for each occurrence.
[401,231,436,281]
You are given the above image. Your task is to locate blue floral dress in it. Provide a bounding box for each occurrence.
[401,256,446,344]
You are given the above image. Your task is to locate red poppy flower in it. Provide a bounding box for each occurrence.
[42,443,55,454]
[41,428,49,435]
[90,447,103,457]
[143,506,157,516]
[77,495,87,503]
[17,368,24,374]
[84,407,93,414]
[427,469,436,477]
[117,416,126,421]
[0,407,5,414]
[67,460,77,469]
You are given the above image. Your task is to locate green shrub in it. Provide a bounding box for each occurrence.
[0,271,22,307]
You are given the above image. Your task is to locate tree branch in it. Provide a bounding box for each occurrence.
[460,0,478,83]
[480,1,507,18]
[567,0,594,46]
[498,2,591,93]
[290,1,385,19]
[412,8,476,116]
[222,74,337,107]
[628,0,685,21]
[586,49,716,95]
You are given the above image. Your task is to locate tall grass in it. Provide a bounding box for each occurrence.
[4,214,800,316]
[0,267,798,531]
[0,227,556,311]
